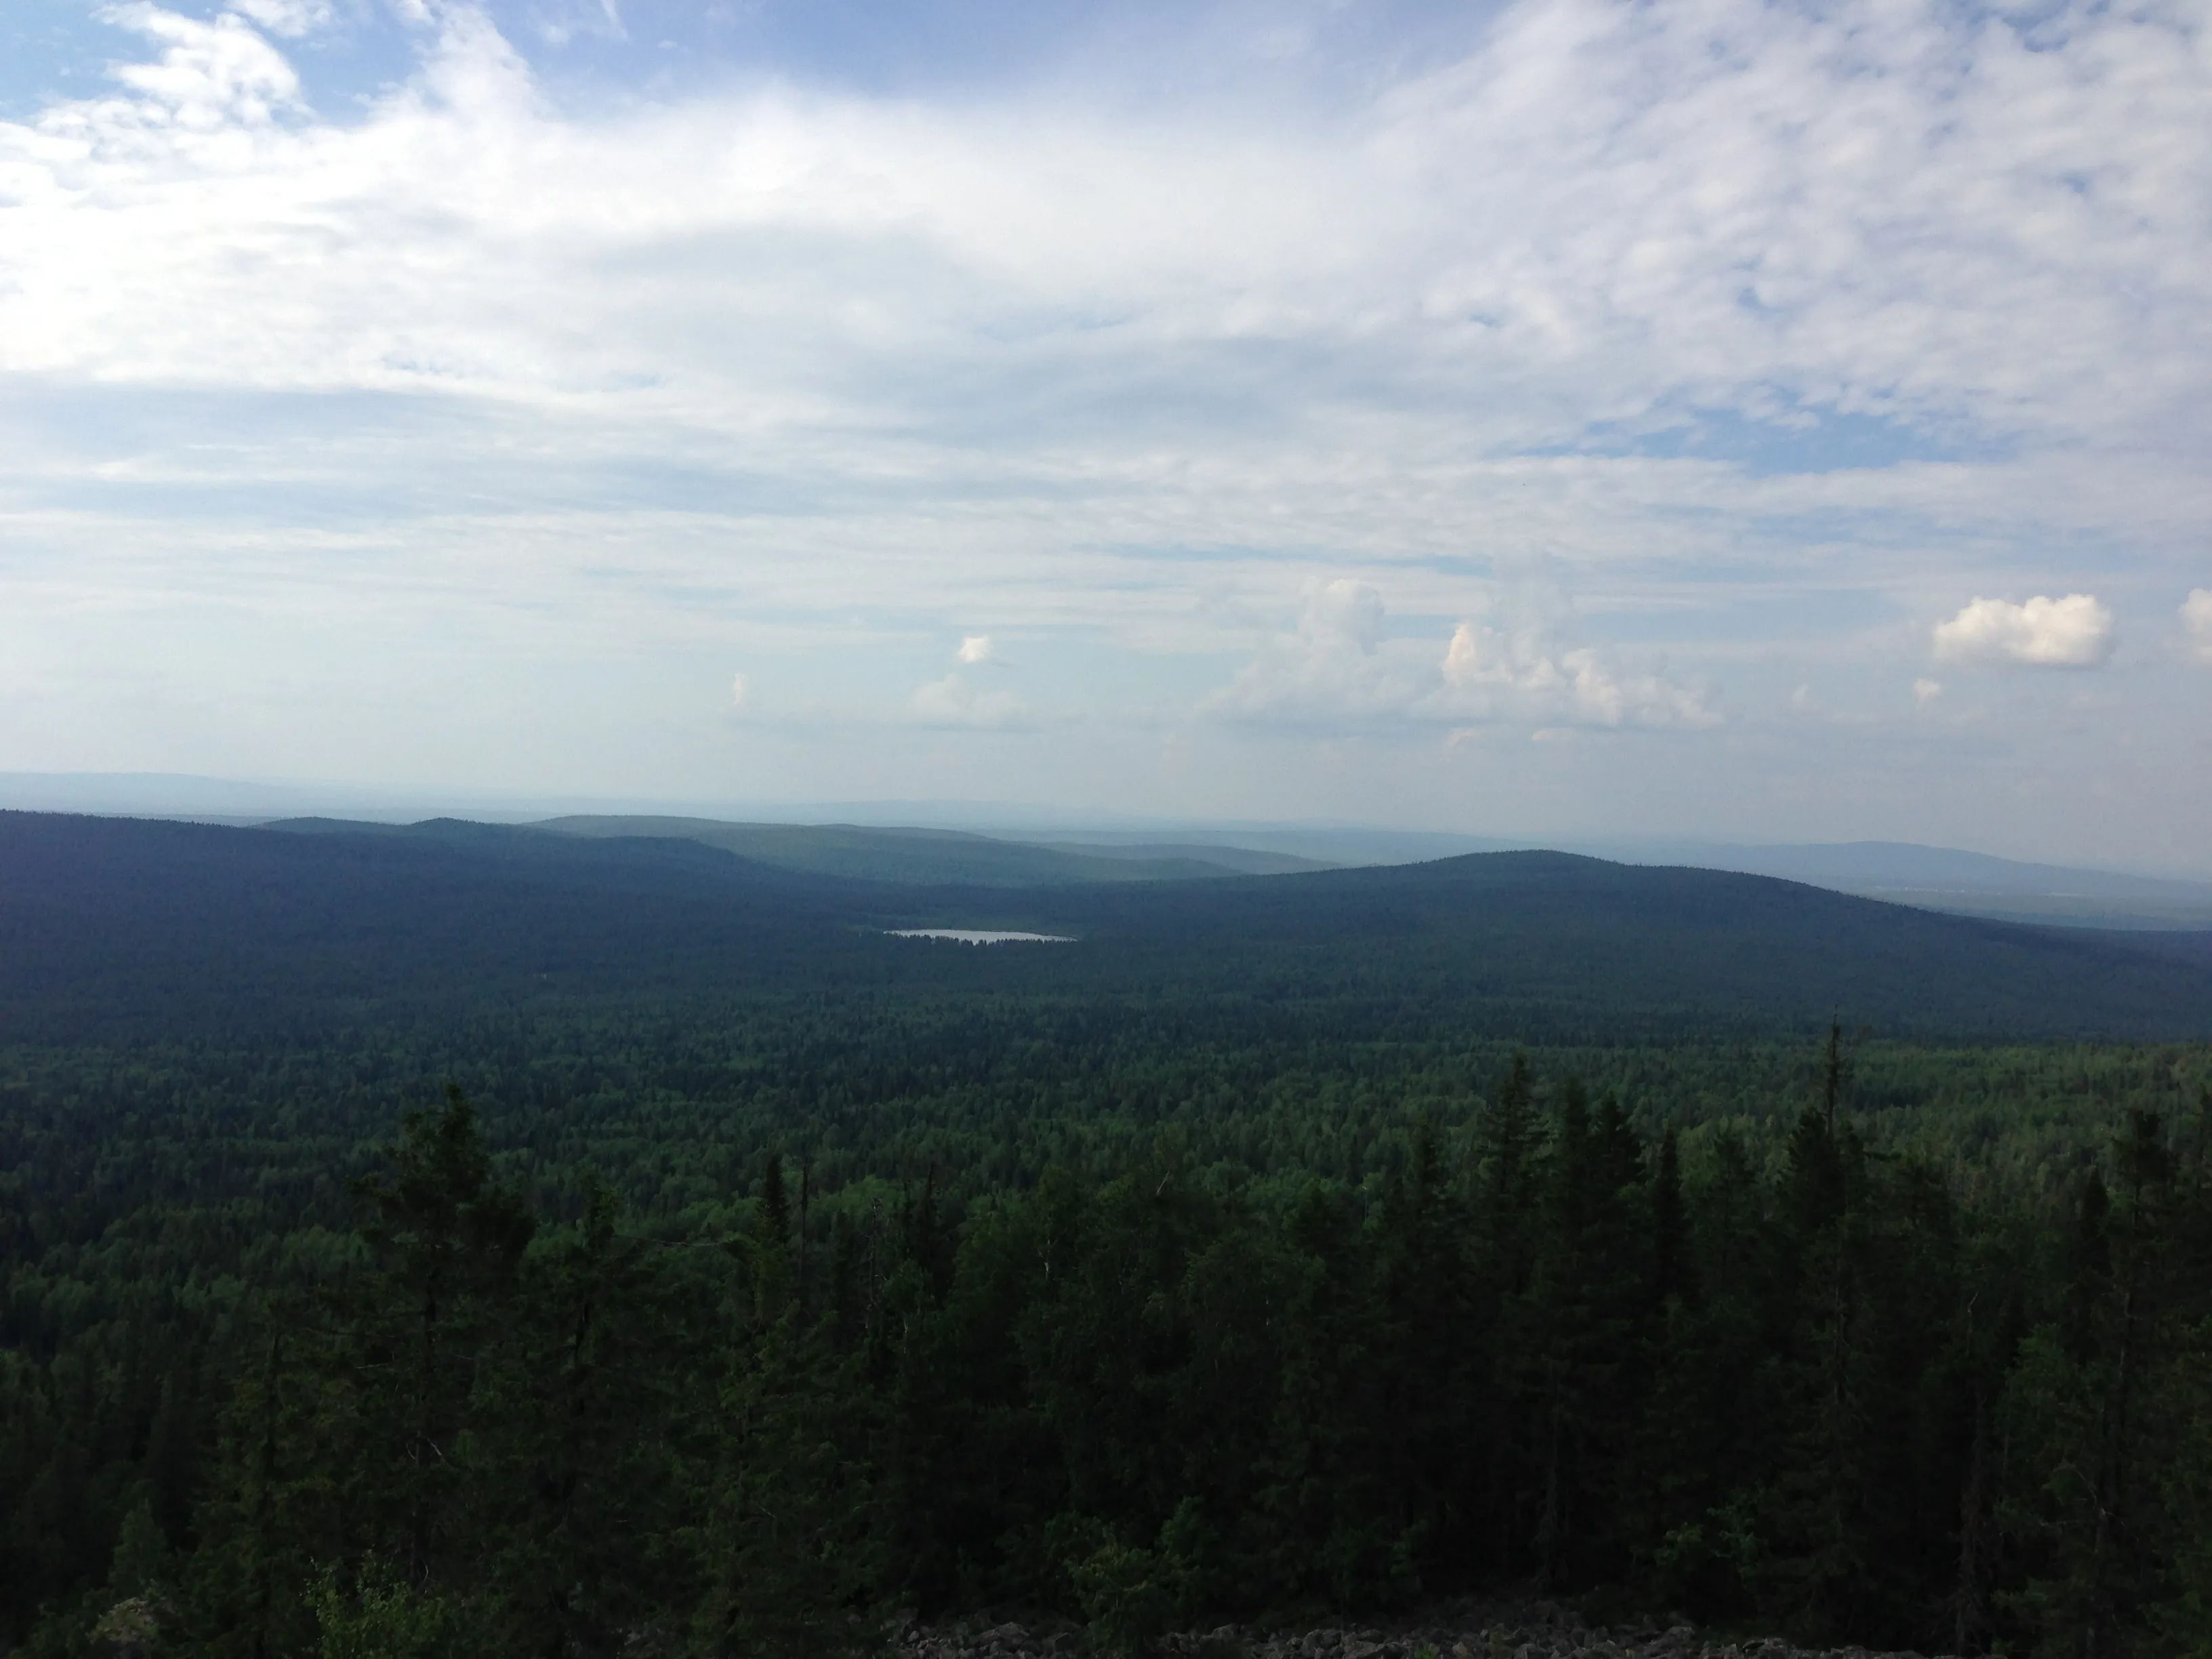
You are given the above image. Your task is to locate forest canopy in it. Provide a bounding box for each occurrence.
[3,813,2211,1657]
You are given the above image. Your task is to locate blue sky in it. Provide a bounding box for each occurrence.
[2,0,2209,869]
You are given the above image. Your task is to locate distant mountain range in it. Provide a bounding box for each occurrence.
[5,809,2209,1044]
[317,814,2212,929]
[6,772,2208,929]
[1600,840,2212,930]
[1027,829,2212,928]
[533,817,1334,884]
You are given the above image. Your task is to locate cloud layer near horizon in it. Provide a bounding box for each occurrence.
[1933,596,2117,670]
[1,0,2209,865]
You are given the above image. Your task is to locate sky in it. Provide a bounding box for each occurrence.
[2,0,2210,871]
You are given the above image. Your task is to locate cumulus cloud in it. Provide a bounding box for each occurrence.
[909,672,1027,729]
[1202,581,1426,723]
[1437,619,1718,731]
[729,672,749,708]
[1913,677,1943,706]
[1204,581,1715,732]
[1932,594,2115,668]
[956,635,994,665]
[2184,590,2212,663]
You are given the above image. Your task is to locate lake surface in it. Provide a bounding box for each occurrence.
[887,928,1076,944]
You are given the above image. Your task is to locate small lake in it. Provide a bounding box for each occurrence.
[887,928,1076,944]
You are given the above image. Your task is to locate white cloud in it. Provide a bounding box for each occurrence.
[1204,580,1715,732]
[956,634,994,665]
[1913,677,1943,706]
[729,671,749,708]
[5,0,2208,461]
[225,0,335,39]
[1202,580,1430,724]
[81,4,305,134]
[0,0,2209,849]
[2183,589,2212,663]
[1932,594,2115,668]
[909,671,1027,729]
[1437,619,1717,731]
[529,1,626,47]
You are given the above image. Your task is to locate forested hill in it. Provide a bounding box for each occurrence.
[7,808,2212,1659]
[528,814,1330,884]
[4,809,2209,1042]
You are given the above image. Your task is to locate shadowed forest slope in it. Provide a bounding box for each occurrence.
[3,811,2209,1042]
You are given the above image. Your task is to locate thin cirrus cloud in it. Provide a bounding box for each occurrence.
[226,0,337,38]
[0,0,2209,857]
[1931,595,2116,670]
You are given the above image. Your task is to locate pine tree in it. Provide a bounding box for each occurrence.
[1757,1039,1880,1637]
[1653,1124,1692,1308]
[1470,1054,1542,1570]
[1477,1056,1541,1298]
[752,1153,793,1321]
[2001,1111,2192,1659]
[346,1086,535,1591]
[1370,1114,1472,1593]
[1521,1082,1650,1588]
[478,1179,693,1659]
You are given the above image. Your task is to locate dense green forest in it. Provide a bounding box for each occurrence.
[4,813,2212,1657]
[7,1009,2211,1658]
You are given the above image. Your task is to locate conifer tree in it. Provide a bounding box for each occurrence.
[346,1086,535,1591]
[1522,1082,1649,1587]
[1653,1124,1691,1307]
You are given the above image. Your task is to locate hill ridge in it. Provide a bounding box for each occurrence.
[3,810,2207,1043]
